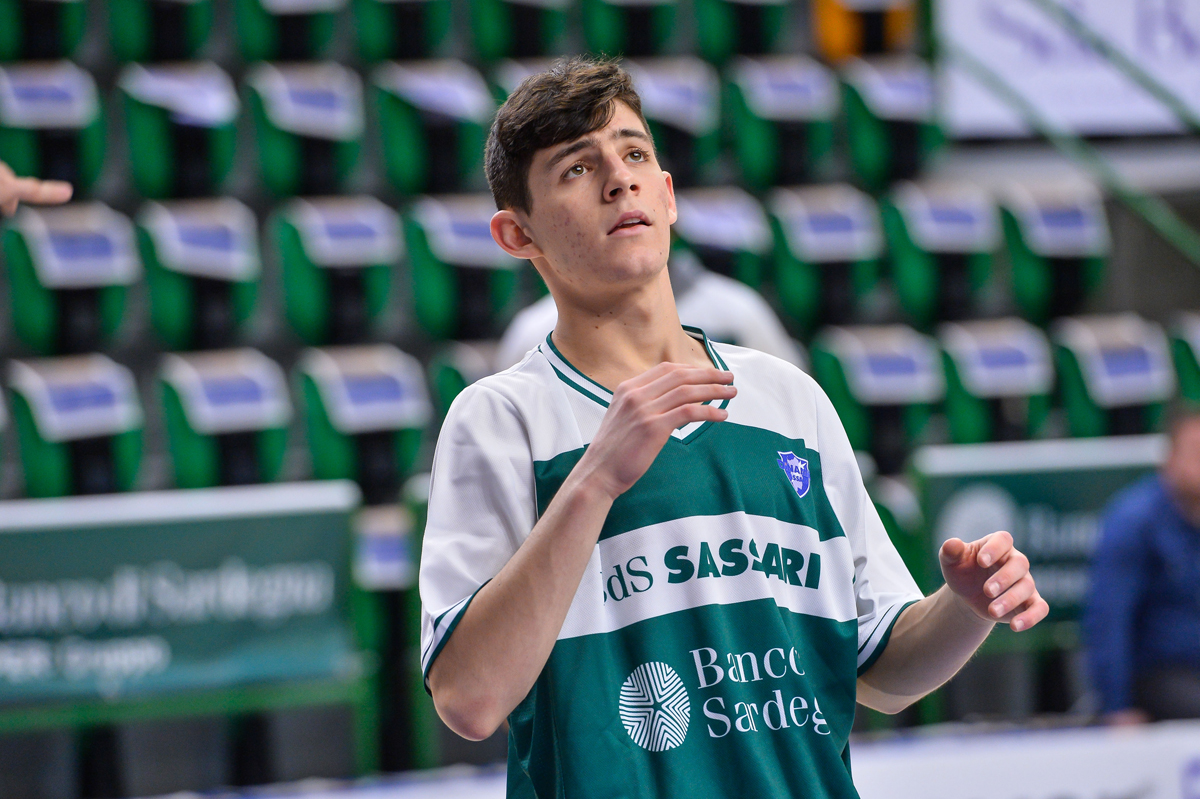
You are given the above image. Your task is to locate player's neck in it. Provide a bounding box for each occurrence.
[549,271,711,390]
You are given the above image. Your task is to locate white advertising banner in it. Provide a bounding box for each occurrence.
[188,721,1200,799]
[853,721,1200,799]
[937,0,1200,138]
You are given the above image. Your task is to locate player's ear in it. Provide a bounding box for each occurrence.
[663,171,677,226]
[491,209,543,259]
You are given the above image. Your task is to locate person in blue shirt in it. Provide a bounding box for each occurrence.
[1085,405,1200,724]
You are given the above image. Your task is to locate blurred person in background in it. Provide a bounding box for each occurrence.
[495,247,805,371]
[0,160,72,216]
[1086,402,1200,724]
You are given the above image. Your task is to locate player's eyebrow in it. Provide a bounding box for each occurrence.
[544,128,653,173]
[545,136,598,172]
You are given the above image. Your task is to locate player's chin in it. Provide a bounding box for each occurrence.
[605,237,668,265]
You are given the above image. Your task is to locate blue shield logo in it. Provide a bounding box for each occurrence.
[776,451,810,499]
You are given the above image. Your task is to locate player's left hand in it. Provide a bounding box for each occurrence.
[939,531,1049,632]
[0,161,72,217]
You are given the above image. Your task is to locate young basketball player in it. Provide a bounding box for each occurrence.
[420,57,1047,797]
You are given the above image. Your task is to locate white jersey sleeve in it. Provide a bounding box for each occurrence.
[418,383,536,684]
[811,379,924,675]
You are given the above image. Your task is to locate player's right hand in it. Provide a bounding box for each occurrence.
[578,361,735,501]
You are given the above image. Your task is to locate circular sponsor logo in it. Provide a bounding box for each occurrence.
[619,662,690,752]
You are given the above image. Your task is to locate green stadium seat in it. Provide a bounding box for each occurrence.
[353,502,419,590]
[0,62,105,195]
[160,349,292,489]
[724,55,838,190]
[246,61,362,195]
[673,186,772,287]
[427,340,495,417]
[810,324,943,474]
[137,198,261,350]
[371,60,494,195]
[1000,182,1109,325]
[235,0,344,61]
[695,0,788,63]
[582,0,675,56]
[109,0,214,62]
[404,194,524,340]
[840,56,940,192]
[767,183,883,332]
[7,354,143,497]
[355,0,453,61]
[470,0,568,60]
[297,344,432,505]
[2,203,141,355]
[273,196,400,345]
[118,62,240,198]
[1053,314,1175,438]
[1171,312,1200,403]
[246,62,364,197]
[939,318,1054,444]
[0,0,87,60]
[882,180,1000,328]
[626,57,722,188]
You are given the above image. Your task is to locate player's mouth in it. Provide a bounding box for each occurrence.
[608,211,651,235]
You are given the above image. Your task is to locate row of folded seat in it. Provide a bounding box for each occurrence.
[3,0,915,65]
[0,342,430,501]
[2,309,1194,503]
[0,54,942,198]
[0,178,1116,364]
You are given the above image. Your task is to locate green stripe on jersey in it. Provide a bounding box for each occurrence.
[507,599,859,799]
[534,422,847,544]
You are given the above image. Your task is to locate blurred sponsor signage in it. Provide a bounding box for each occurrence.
[912,435,1165,619]
[936,0,1200,137]
[0,481,359,702]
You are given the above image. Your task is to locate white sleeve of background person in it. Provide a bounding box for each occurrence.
[812,381,924,672]
[494,294,559,371]
[419,383,536,682]
[679,273,804,367]
[723,283,805,367]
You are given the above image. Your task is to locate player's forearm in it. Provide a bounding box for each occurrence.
[428,460,615,740]
[857,586,994,714]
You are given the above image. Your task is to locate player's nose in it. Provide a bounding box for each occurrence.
[603,154,638,200]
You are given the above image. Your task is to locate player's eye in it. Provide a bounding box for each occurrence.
[565,163,587,178]
[629,149,647,162]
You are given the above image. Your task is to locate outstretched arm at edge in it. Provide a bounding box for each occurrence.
[0,161,72,216]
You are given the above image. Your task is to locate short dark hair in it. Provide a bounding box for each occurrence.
[485,56,650,214]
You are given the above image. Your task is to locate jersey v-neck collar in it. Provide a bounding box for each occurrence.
[538,325,733,444]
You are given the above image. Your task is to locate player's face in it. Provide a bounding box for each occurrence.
[519,101,677,294]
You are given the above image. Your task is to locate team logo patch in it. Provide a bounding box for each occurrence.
[619,662,690,752]
[776,451,810,498]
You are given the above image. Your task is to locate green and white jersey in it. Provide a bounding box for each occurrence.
[419,327,923,799]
